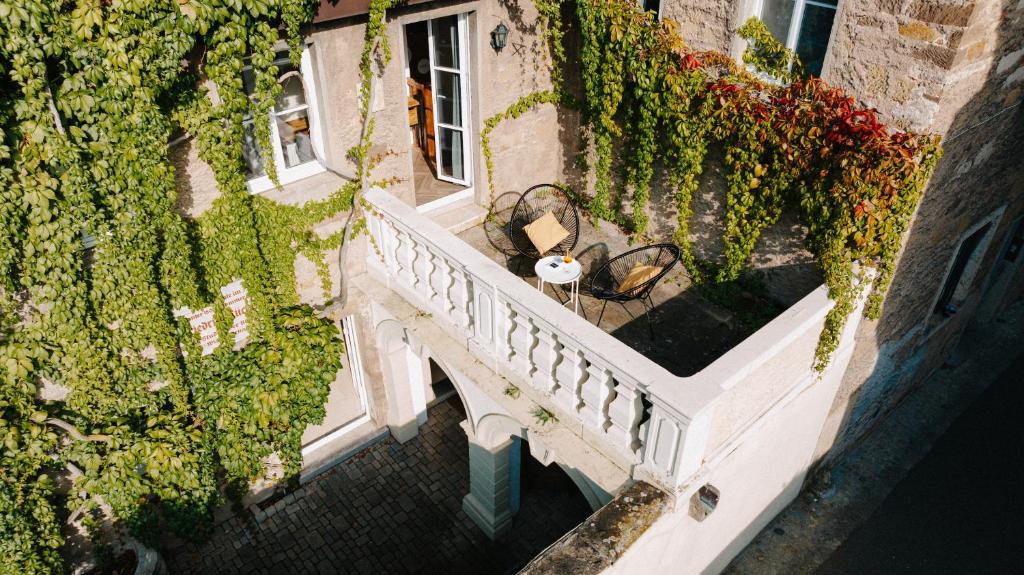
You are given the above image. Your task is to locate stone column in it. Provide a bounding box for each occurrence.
[461,428,520,540]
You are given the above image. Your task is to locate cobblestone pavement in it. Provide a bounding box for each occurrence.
[165,398,592,575]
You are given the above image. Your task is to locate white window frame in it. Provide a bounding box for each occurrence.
[427,14,473,187]
[750,0,838,76]
[243,45,326,194]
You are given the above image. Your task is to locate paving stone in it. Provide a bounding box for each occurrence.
[164,399,591,574]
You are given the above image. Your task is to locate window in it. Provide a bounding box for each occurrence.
[640,0,662,18]
[757,0,838,77]
[241,47,325,193]
[934,222,993,317]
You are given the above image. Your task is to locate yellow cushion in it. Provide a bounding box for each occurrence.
[617,264,662,294]
[523,211,570,256]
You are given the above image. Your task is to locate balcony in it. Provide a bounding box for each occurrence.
[363,186,868,491]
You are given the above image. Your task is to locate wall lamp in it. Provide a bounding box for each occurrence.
[491,22,509,52]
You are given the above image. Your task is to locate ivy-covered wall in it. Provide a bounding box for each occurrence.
[174,0,572,213]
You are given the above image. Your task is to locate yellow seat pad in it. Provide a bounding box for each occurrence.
[524,211,570,256]
[618,264,662,294]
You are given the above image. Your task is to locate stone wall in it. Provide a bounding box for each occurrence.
[814,0,1024,463]
[660,0,1024,468]
[169,0,572,305]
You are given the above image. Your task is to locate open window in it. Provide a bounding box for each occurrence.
[242,46,325,193]
[755,0,838,77]
[933,220,998,317]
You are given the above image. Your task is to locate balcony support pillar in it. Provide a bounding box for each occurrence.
[462,422,520,540]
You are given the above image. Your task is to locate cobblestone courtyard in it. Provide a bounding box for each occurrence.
[165,398,593,574]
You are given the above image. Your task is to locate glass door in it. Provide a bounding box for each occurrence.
[427,14,471,186]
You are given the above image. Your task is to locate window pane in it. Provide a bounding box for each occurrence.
[276,109,315,168]
[795,4,837,77]
[242,67,256,96]
[435,70,462,127]
[760,0,796,45]
[439,127,464,180]
[275,69,305,111]
[432,16,460,70]
[242,121,266,179]
[642,0,661,16]
[935,223,991,314]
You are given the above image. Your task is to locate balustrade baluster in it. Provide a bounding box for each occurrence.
[406,234,421,290]
[553,343,587,413]
[421,243,437,303]
[440,257,455,316]
[508,307,538,377]
[607,384,644,455]
[580,362,614,433]
[531,328,561,394]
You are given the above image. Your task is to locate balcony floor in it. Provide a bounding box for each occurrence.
[457,204,822,377]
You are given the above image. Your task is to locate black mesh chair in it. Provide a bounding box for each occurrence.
[589,243,681,334]
[484,191,523,268]
[508,184,580,262]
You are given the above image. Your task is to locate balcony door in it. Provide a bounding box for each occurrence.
[427,14,471,186]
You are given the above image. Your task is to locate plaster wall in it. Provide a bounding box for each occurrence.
[602,331,854,575]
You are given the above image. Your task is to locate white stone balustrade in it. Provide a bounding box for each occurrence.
[362,187,868,492]
[363,187,721,489]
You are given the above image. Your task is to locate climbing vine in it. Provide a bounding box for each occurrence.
[0,0,392,570]
[736,17,804,83]
[481,90,577,203]
[533,0,941,370]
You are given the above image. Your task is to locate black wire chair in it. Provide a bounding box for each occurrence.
[484,191,523,268]
[589,243,681,335]
[508,184,580,263]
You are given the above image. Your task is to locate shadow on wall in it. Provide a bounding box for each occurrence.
[818,0,1024,467]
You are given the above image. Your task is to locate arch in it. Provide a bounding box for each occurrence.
[374,318,430,441]
[419,349,478,436]
[474,412,526,450]
[557,463,613,512]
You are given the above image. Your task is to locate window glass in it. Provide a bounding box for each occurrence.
[240,50,319,182]
[438,128,464,180]
[795,3,838,77]
[935,223,992,315]
[760,0,796,45]
[433,16,460,70]
[435,70,462,126]
[641,0,661,16]
[276,109,315,168]
[242,121,266,179]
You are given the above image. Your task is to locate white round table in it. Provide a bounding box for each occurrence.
[535,255,583,314]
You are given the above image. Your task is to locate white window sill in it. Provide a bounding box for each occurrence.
[247,160,328,194]
[248,169,354,208]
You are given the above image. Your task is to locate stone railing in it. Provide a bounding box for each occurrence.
[363,187,866,492]
[363,187,724,488]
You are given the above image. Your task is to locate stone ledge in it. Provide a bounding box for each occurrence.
[517,481,670,575]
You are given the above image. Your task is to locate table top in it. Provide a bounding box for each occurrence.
[535,255,582,284]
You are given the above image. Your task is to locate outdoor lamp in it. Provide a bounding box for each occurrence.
[491,22,509,52]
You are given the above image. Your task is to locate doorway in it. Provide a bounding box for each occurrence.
[404,14,473,210]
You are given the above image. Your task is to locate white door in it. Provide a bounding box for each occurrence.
[428,14,471,186]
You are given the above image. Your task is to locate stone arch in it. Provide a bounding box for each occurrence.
[557,463,613,512]
[474,412,526,449]
[374,318,430,442]
[419,349,478,436]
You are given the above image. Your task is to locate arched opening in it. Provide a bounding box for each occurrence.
[426,358,459,410]
[514,437,595,533]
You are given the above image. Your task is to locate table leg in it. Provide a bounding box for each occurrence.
[573,279,579,314]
